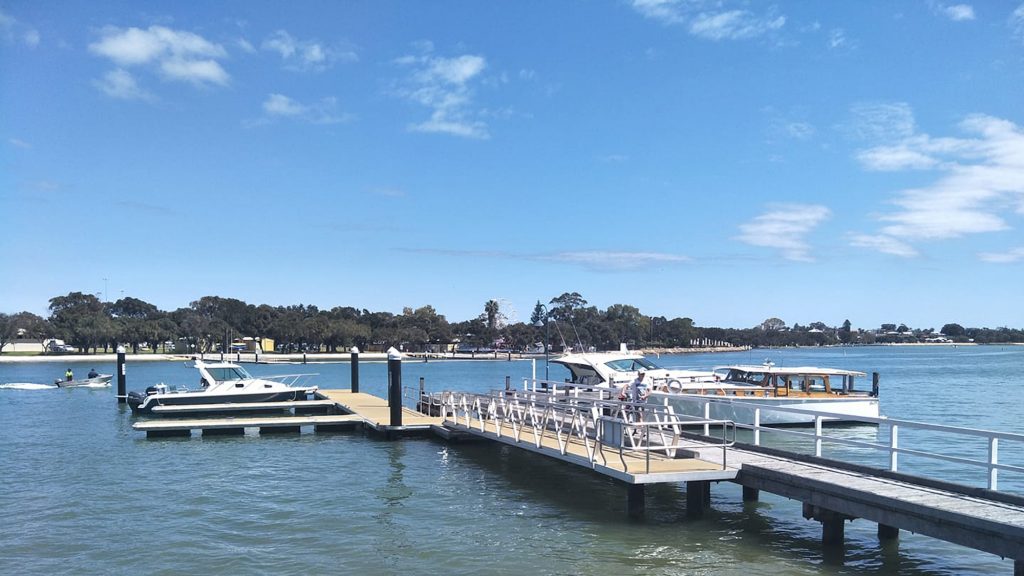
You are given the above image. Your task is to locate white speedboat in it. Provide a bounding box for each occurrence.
[55,374,112,388]
[127,360,318,415]
[551,352,879,425]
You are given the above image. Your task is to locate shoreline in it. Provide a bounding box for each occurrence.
[3,341,1019,364]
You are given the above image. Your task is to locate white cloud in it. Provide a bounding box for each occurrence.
[736,204,831,262]
[631,0,688,24]
[93,68,151,100]
[979,247,1024,263]
[260,93,350,124]
[1,8,39,47]
[89,25,229,92]
[1013,4,1024,41]
[9,138,31,149]
[848,234,919,258]
[394,48,491,139]
[852,112,1024,254]
[541,251,689,271]
[629,1,785,41]
[939,4,975,21]
[690,10,785,41]
[828,28,848,49]
[848,102,917,142]
[236,38,256,54]
[262,30,356,71]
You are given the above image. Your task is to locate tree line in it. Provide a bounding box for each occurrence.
[1,291,1022,355]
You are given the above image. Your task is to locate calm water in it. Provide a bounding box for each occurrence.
[1,345,1022,575]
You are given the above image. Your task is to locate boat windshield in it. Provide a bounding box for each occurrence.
[723,369,767,385]
[604,357,660,373]
[205,366,252,382]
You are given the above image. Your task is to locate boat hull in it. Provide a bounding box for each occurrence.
[56,375,112,388]
[128,388,316,415]
[655,393,879,426]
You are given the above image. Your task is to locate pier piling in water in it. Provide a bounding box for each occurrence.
[627,484,645,518]
[350,347,360,393]
[116,345,126,404]
[686,481,709,519]
[387,347,403,427]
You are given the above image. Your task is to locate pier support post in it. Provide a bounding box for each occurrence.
[627,484,645,518]
[803,504,850,547]
[742,486,760,502]
[686,480,709,519]
[116,345,126,404]
[878,524,899,541]
[387,347,403,427]
[350,347,360,393]
[872,372,880,397]
[1015,559,1023,576]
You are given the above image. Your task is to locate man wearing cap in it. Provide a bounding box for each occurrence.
[626,371,649,403]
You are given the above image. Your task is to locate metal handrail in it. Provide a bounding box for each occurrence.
[440,388,735,474]
[657,393,1024,491]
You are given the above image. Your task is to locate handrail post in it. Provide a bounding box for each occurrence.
[703,401,711,436]
[989,437,999,490]
[753,408,761,446]
[814,416,823,457]
[889,423,899,472]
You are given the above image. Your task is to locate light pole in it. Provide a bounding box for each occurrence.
[533,304,549,380]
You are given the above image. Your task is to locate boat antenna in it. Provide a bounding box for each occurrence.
[551,320,569,351]
[568,316,584,351]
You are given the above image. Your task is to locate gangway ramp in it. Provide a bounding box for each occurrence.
[440,390,738,485]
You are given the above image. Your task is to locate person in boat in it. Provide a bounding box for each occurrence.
[65,368,73,382]
[87,368,98,378]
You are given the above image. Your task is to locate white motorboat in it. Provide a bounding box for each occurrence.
[127,359,318,415]
[550,352,879,425]
[55,374,112,388]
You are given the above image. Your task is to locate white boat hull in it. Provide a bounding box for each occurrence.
[655,392,879,425]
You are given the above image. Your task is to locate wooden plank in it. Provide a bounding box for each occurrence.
[150,400,337,413]
[318,389,444,428]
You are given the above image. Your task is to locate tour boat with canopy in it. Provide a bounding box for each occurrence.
[550,351,878,425]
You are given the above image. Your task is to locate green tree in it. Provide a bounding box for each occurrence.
[109,296,160,353]
[838,319,852,344]
[941,323,965,337]
[48,292,113,353]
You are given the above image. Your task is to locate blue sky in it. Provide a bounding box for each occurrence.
[2,1,1023,330]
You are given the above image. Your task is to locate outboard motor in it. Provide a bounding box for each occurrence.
[145,383,169,396]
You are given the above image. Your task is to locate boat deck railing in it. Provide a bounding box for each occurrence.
[251,373,319,388]
[435,387,735,475]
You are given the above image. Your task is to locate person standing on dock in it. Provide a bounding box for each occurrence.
[65,368,73,382]
[619,371,649,403]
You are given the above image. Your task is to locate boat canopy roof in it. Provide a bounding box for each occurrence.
[552,352,662,372]
[194,360,254,382]
[714,365,866,377]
